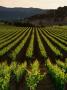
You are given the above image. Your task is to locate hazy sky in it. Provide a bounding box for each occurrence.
[0,0,67,9]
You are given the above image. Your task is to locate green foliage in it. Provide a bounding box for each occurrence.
[0,62,10,90]
[43,29,67,51]
[26,60,45,90]
[46,59,65,90]
[56,60,67,73]
[26,29,34,58]
[36,28,47,58]
[0,28,28,56]
[10,61,27,82]
[10,28,31,60]
[39,29,62,56]
[0,61,27,90]
[0,25,67,90]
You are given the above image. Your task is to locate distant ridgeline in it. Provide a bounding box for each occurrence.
[0,6,46,21]
[0,6,67,26]
[26,6,67,26]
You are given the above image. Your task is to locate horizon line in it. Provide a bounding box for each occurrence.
[0,5,66,10]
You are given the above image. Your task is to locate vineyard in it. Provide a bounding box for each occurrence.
[0,24,67,90]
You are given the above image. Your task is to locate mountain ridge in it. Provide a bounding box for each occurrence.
[0,6,47,21]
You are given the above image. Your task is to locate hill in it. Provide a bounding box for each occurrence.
[0,6,47,21]
[26,6,67,25]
